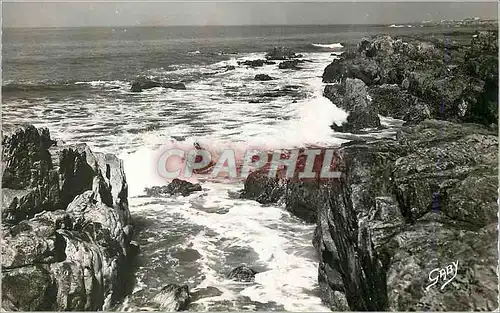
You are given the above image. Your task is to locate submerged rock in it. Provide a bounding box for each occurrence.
[144,179,202,197]
[228,265,258,282]
[324,78,381,132]
[254,74,274,81]
[152,284,190,311]
[130,77,186,92]
[278,59,304,69]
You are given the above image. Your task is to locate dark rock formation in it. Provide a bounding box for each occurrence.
[254,74,275,81]
[242,119,498,310]
[324,78,381,132]
[322,31,498,126]
[1,124,134,310]
[237,59,276,67]
[151,284,190,311]
[228,265,258,282]
[315,120,498,311]
[130,77,186,92]
[190,286,223,302]
[265,47,301,60]
[278,59,304,69]
[368,84,431,124]
[144,179,202,197]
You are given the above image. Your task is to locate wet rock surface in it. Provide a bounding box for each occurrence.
[1,124,135,310]
[265,46,302,60]
[243,119,498,310]
[323,31,498,131]
[237,59,276,67]
[278,59,305,69]
[254,74,275,81]
[130,77,186,92]
[144,179,202,197]
[228,265,258,282]
[325,78,381,132]
[151,284,190,311]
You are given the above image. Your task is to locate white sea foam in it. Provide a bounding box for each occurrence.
[127,182,330,311]
[312,43,344,49]
[389,24,413,28]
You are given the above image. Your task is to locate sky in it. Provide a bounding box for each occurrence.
[3,1,498,28]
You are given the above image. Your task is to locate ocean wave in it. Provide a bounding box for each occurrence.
[311,43,344,49]
[389,24,413,28]
[3,81,127,93]
[2,82,92,93]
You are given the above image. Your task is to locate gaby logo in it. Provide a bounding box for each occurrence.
[425,260,459,291]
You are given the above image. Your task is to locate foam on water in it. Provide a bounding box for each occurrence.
[311,43,344,49]
[112,51,345,311]
[125,182,329,311]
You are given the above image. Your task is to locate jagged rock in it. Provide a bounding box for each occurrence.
[144,179,202,197]
[237,59,275,67]
[368,84,431,123]
[1,124,134,310]
[322,33,498,126]
[2,265,57,311]
[162,82,187,90]
[265,47,300,60]
[241,119,497,310]
[241,170,283,204]
[358,36,395,58]
[324,78,381,132]
[228,265,257,282]
[278,59,303,69]
[152,284,190,311]
[254,74,274,81]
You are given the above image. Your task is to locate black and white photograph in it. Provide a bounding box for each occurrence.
[1,1,498,311]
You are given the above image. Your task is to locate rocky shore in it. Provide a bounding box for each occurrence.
[242,30,498,310]
[1,125,136,310]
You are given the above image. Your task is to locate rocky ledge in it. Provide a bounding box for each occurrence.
[1,124,136,310]
[323,30,498,132]
[242,31,498,311]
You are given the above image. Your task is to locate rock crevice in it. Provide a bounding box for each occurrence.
[2,124,135,311]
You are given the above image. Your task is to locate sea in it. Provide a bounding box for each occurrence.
[2,24,440,311]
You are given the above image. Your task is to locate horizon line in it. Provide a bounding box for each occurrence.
[4,19,498,29]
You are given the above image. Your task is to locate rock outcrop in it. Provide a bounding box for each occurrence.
[228,265,258,282]
[144,179,202,197]
[254,74,275,81]
[151,284,190,311]
[323,31,498,131]
[278,59,304,70]
[265,47,302,60]
[1,124,135,310]
[242,119,498,310]
[325,78,381,132]
[237,59,276,67]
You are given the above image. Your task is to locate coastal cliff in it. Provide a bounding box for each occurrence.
[1,125,136,310]
[243,30,498,310]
